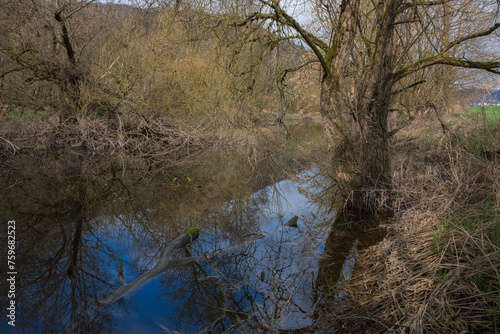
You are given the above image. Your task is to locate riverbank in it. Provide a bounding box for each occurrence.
[322,112,500,333]
[0,109,323,171]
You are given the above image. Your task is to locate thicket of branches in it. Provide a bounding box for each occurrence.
[0,0,318,164]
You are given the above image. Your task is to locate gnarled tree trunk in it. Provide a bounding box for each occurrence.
[320,78,359,196]
[319,0,400,211]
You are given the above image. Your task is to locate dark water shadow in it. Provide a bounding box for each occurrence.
[315,210,388,314]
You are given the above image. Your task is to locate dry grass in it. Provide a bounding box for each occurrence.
[324,125,500,333]
[0,113,221,168]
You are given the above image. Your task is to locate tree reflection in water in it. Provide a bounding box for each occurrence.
[0,124,363,333]
[105,167,334,333]
[0,153,135,334]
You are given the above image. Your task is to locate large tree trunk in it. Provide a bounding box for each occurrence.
[320,77,392,205]
[357,93,392,188]
[355,0,401,190]
[319,0,362,197]
[320,78,360,197]
[319,0,402,211]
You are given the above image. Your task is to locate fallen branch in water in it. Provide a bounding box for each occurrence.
[99,228,266,304]
[99,227,200,304]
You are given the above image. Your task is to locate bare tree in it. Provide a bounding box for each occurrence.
[231,0,500,209]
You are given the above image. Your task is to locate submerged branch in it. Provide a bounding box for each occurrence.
[99,229,265,304]
[99,228,200,304]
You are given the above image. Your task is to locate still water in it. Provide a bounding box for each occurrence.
[0,124,383,333]
[109,168,333,334]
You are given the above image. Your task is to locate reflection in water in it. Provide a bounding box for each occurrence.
[100,168,334,334]
[316,210,387,317]
[0,171,130,334]
[0,124,384,333]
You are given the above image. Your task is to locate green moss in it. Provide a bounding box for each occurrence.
[186,227,199,238]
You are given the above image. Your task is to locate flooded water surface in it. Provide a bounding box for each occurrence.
[0,124,385,333]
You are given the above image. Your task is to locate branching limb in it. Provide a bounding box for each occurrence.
[392,23,500,82]
[391,80,426,96]
[393,55,500,82]
[397,0,452,14]
[440,23,500,55]
[234,4,331,76]
[278,59,320,83]
[66,0,96,19]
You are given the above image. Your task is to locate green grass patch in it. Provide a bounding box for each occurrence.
[445,199,499,282]
[462,106,500,125]
[444,197,498,234]
[430,199,500,333]
[441,116,500,160]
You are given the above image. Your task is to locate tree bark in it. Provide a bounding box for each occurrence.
[319,0,400,208]
[357,97,392,188]
[355,0,401,189]
[54,8,81,123]
[318,0,362,196]
[320,78,359,195]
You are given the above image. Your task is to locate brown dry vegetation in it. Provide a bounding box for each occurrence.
[323,111,500,333]
[0,1,319,168]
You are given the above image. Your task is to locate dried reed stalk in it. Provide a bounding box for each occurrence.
[326,145,500,334]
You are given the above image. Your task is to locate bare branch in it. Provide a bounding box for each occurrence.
[440,22,500,55]
[278,59,320,83]
[393,55,500,82]
[391,79,426,96]
[66,0,96,19]
[235,3,331,77]
[391,22,500,82]
[397,0,451,14]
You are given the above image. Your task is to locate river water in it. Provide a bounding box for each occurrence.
[0,124,384,333]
